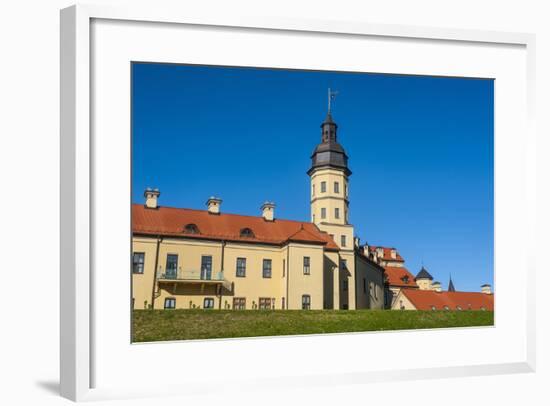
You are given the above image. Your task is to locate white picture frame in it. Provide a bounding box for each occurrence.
[60,4,536,402]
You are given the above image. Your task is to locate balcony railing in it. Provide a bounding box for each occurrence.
[157,269,225,282]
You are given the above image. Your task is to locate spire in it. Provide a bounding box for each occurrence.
[307,89,351,176]
[448,275,456,292]
[321,88,339,144]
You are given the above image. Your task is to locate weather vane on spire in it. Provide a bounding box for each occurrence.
[328,88,339,114]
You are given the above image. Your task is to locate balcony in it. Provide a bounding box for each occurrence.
[156,269,232,291]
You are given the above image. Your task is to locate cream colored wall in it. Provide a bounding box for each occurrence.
[416,279,431,290]
[355,256,385,309]
[132,236,330,310]
[132,237,159,309]
[337,250,356,310]
[390,290,417,310]
[323,251,340,309]
[310,168,349,225]
[286,243,325,310]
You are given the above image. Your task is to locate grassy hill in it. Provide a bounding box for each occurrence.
[132,309,494,342]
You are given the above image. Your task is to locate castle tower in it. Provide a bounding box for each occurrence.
[307,90,353,249]
[415,266,434,290]
[308,90,356,310]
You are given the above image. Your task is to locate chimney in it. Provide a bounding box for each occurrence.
[206,196,222,214]
[481,284,492,294]
[144,188,160,209]
[261,201,275,221]
[431,281,442,292]
[390,248,397,259]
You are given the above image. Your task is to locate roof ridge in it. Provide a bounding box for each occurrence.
[132,203,313,224]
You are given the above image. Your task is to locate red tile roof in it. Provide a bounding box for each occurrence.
[384,266,418,288]
[401,289,494,311]
[368,246,405,262]
[132,204,339,250]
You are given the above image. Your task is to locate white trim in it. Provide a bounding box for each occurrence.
[60,4,536,401]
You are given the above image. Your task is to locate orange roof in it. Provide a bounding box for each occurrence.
[384,266,418,288]
[132,204,339,250]
[401,289,494,311]
[368,246,405,262]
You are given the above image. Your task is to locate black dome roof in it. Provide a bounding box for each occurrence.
[307,113,351,176]
[415,266,433,280]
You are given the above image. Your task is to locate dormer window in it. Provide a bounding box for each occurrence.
[183,223,200,234]
[240,228,255,238]
[401,276,409,284]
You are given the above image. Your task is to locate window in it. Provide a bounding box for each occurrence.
[283,259,286,277]
[132,252,145,274]
[456,305,462,311]
[203,298,214,309]
[165,254,178,279]
[374,285,379,299]
[236,257,246,277]
[399,300,405,310]
[164,298,176,309]
[233,297,246,310]
[321,208,326,219]
[363,278,367,294]
[343,279,348,291]
[342,304,349,310]
[312,214,316,223]
[341,235,347,247]
[335,208,340,219]
[183,223,199,234]
[312,184,315,196]
[200,255,212,280]
[431,305,436,311]
[240,228,255,238]
[341,259,348,270]
[259,297,272,310]
[282,297,286,309]
[401,276,409,284]
[302,295,311,310]
[321,181,327,193]
[443,305,450,310]
[303,256,310,275]
[262,259,272,278]
[334,182,340,193]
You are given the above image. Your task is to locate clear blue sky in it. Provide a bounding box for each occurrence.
[132,63,494,292]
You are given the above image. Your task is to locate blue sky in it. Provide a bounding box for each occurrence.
[132,63,494,292]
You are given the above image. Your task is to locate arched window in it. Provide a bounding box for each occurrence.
[431,305,436,311]
[443,305,450,311]
[184,223,200,234]
[240,228,255,238]
[456,305,462,311]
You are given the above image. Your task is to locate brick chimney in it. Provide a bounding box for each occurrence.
[261,201,275,221]
[144,188,160,209]
[206,196,222,214]
[481,284,492,294]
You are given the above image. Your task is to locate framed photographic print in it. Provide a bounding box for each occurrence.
[60,4,536,402]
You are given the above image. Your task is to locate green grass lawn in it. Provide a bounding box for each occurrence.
[132,309,494,342]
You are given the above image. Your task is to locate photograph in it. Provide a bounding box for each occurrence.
[130,63,494,342]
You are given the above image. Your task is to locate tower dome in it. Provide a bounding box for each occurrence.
[307,112,351,176]
[415,266,434,281]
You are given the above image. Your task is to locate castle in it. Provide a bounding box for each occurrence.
[131,97,493,312]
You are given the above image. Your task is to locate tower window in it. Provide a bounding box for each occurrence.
[334,182,340,193]
[321,181,327,193]
[335,208,340,219]
[312,184,315,196]
[341,235,347,247]
[321,208,326,219]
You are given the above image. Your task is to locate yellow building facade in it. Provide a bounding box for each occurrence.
[132,109,386,311]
